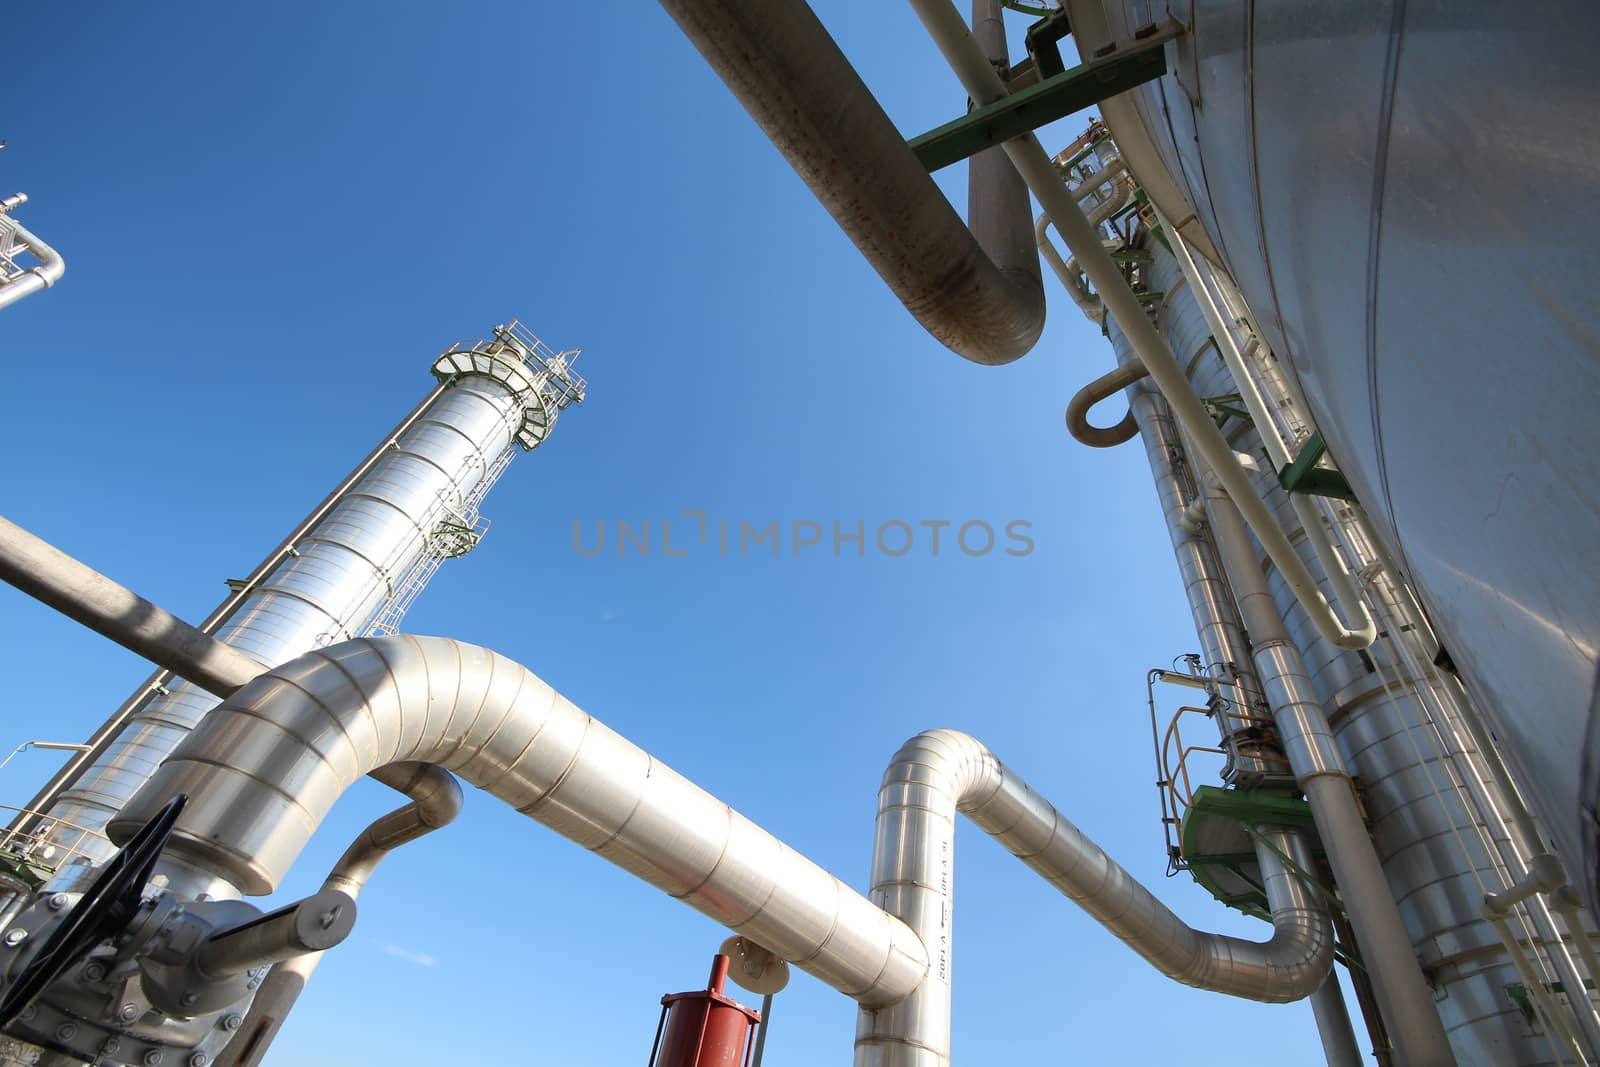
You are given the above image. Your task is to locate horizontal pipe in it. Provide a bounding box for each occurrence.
[0,514,266,698]
[196,888,357,979]
[657,0,1045,365]
[854,730,1333,1066]
[0,218,65,310]
[112,636,930,1008]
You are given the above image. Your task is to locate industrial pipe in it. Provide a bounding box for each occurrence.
[111,636,930,1008]
[7,383,451,836]
[215,763,464,1067]
[0,514,268,699]
[853,730,1333,1066]
[1064,361,1147,447]
[656,0,1045,365]
[903,0,1375,651]
[0,217,65,310]
[1200,471,1457,1064]
[1160,219,1378,650]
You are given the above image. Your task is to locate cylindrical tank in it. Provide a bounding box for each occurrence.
[651,955,760,1067]
[1068,0,1600,911]
[1112,236,1564,1062]
[36,327,580,864]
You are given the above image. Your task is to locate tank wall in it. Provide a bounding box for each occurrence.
[1112,239,1548,1062]
[1069,0,1600,902]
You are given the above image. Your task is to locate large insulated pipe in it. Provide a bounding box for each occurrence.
[854,730,1332,1067]
[0,216,65,310]
[1200,475,1457,1065]
[111,636,930,1008]
[905,0,1374,651]
[655,0,1045,365]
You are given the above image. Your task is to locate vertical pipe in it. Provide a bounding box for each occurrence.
[1309,973,1365,1067]
[1201,476,1456,1064]
[967,0,1041,305]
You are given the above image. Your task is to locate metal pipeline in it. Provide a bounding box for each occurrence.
[1064,361,1147,447]
[854,730,1333,1066]
[215,763,463,1067]
[111,636,930,1007]
[902,0,1374,651]
[7,383,449,836]
[0,514,268,699]
[656,0,1045,365]
[1161,219,1378,649]
[0,217,65,310]
[1199,473,1458,1064]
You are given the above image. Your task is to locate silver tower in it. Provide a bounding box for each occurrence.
[21,323,584,867]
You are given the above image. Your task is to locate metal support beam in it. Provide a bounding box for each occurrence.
[1278,432,1357,502]
[908,21,1179,172]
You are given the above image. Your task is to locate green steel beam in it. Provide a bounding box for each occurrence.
[1277,431,1358,502]
[908,22,1180,173]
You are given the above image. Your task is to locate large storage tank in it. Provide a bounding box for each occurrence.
[1067,0,1600,905]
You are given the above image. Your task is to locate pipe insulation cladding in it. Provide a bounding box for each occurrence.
[110,636,932,1008]
[854,730,1334,1067]
[106,633,1334,1066]
[38,340,564,863]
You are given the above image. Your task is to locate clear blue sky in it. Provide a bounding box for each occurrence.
[2,3,1340,1064]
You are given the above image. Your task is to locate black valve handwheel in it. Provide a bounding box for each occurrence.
[0,793,187,1032]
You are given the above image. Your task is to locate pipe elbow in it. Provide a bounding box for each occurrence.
[1066,362,1149,448]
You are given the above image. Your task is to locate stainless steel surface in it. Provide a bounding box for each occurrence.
[855,729,1332,1067]
[907,0,1372,654]
[214,763,462,1067]
[1128,233,1578,1061]
[38,335,567,863]
[1309,973,1364,1067]
[0,215,64,310]
[111,636,930,1008]
[1066,0,1600,914]
[655,0,1045,365]
[8,382,450,836]
[0,515,267,699]
[195,889,357,979]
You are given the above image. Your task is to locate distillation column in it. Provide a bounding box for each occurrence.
[24,324,584,866]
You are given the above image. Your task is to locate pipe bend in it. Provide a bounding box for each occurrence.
[1066,362,1149,447]
[111,635,929,1009]
[857,729,1333,1064]
[658,0,1044,364]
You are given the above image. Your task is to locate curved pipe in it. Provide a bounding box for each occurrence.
[112,636,930,1008]
[656,0,1044,365]
[854,730,1333,1066]
[0,217,65,310]
[1065,361,1148,447]
[216,763,463,1067]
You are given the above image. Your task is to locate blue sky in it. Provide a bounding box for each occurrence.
[1,3,1344,1064]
